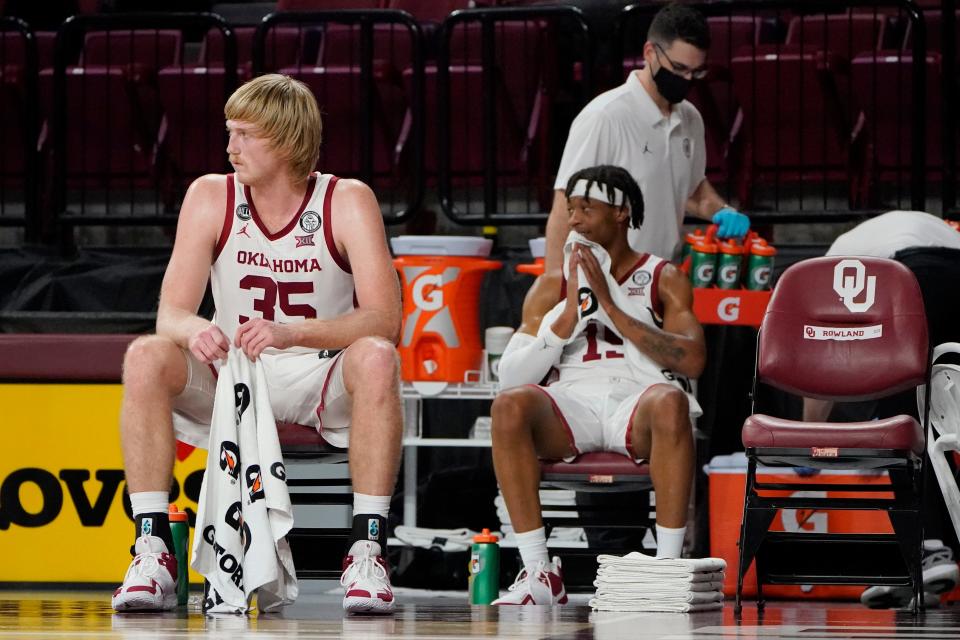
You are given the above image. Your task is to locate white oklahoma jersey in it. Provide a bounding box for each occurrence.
[211,172,355,354]
[536,253,700,461]
[171,172,358,450]
[557,253,689,391]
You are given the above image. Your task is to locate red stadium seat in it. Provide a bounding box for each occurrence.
[785,12,887,60]
[40,66,158,189]
[276,0,384,9]
[402,19,548,192]
[81,29,182,70]
[735,257,929,614]
[0,30,35,186]
[317,23,413,71]
[201,25,303,75]
[730,45,863,208]
[388,0,469,23]
[280,64,407,184]
[157,66,231,189]
[851,51,943,204]
[903,10,960,57]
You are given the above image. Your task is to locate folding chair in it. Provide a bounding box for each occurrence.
[276,421,352,580]
[540,452,653,553]
[736,256,930,615]
[920,343,960,544]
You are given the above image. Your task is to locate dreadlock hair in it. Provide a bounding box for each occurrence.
[564,165,645,229]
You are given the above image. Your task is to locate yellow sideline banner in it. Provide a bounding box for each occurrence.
[0,384,207,583]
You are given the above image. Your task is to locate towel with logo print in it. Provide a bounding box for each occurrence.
[192,347,298,614]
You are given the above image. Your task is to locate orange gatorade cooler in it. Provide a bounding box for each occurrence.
[392,236,502,383]
[516,237,545,276]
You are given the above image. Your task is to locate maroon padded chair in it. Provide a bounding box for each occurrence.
[539,452,653,553]
[736,256,929,615]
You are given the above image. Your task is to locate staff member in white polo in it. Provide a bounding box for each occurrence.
[545,2,749,274]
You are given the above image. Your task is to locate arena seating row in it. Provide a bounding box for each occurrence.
[0,3,942,236]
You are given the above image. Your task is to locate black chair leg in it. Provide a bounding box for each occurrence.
[736,458,777,614]
[889,464,925,616]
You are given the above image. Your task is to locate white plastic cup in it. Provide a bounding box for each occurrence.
[485,326,514,382]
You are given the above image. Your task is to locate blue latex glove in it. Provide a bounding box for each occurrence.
[712,206,750,238]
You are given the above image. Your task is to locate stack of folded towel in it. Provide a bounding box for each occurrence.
[589,552,726,612]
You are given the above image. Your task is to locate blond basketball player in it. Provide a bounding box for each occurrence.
[491,165,706,605]
[112,74,402,615]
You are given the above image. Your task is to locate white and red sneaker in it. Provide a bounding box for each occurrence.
[112,536,178,612]
[341,540,395,614]
[492,556,568,605]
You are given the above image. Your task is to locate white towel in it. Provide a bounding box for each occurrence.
[597,551,727,574]
[592,590,723,605]
[191,348,298,614]
[591,551,726,613]
[393,527,480,552]
[596,569,725,584]
[594,579,725,593]
[589,598,724,613]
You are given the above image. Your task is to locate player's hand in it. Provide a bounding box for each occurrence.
[188,324,230,364]
[712,206,750,238]
[562,247,582,318]
[577,245,613,311]
[234,318,296,361]
[551,248,581,339]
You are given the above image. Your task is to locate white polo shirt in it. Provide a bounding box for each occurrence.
[826,211,960,258]
[555,71,706,259]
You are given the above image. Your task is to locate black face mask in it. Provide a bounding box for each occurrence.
[653,64,691,105]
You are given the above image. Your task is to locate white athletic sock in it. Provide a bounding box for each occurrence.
[656,524,686,559]
[352,492,391,518]
[130,491,169,518]
[515,527,550,570]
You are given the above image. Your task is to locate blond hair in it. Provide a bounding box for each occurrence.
[224,74,322,180]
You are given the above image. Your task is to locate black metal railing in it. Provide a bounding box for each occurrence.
[0,17,39,241]
[255,10,424,224]
[51,13,236,229]
[436,6,593,225]
[620,0,926,224]
[0,1,954,242]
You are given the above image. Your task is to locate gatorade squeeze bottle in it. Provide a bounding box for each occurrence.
[468,529,500,605]
[689,225,718,288]
[740,230,759,278]
[746,239,777,290]
[681,228,704,261]
[680,227,704,274]
[169,504,189,606]
[716,239,743,290]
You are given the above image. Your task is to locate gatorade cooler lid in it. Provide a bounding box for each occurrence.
[168,504,188,522]
[529,237,546,259]
[391,235,493,257]
[473,528,499,543]
[751,240,777,256]
[719,239,743,255]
